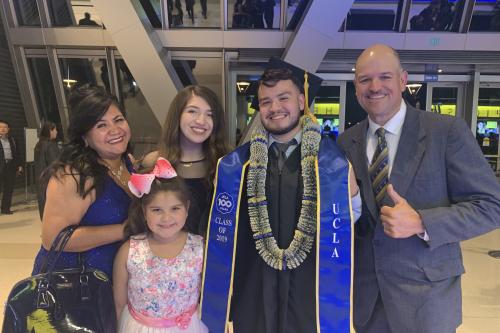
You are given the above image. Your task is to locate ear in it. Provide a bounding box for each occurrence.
[82,135,89,147]
[400,70,408,92]
[298,93,305,112]
[185,200,191,212]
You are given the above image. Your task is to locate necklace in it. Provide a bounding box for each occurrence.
[102,160,127,187]
[179,157,206,168]
[247,116,321,270]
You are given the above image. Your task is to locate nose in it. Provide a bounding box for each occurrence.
[194,112,207,125]
[270,99,281,112]
[162,212,170,222]
[109,122,122,134]
[369,78,382,92]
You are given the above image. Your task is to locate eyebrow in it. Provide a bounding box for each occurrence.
[185,105,213,112]
[259,91,292,102]
[359,71,394,78]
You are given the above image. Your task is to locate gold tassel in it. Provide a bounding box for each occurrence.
[303,72,318,123]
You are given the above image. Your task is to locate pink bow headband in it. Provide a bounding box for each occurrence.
[128,158,177,198]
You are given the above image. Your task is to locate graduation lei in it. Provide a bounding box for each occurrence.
[247,115,321,270]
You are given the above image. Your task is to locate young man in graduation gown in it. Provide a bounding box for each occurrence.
[201,59,362,333]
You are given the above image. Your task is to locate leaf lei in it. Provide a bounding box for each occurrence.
[247,116,321,270]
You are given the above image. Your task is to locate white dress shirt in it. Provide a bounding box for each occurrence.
[366,101,406,177]
[365,101,429,241]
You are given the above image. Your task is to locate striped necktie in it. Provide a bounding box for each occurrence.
[369,128,389,206]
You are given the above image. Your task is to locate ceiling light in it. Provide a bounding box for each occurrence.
[406,83,422,96]
[236,81,250,93]
[63,78,77,88]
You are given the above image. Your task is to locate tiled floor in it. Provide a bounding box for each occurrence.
[1,195,499,331]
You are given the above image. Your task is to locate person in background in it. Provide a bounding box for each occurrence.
[0,119,23,215]
[337,44,500,333]
[78,12,100,26]
[261,0,275,29]
[185,0,195,24]
[491,0,500,31]
[34,121,61,219]
[113,158,208,332]
[142,85,230,236]
[31,85,133,279]
[200,0,207,19]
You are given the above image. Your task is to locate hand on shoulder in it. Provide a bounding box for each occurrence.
[140,151,160,170]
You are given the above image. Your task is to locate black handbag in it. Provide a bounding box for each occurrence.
[2,226,117,333]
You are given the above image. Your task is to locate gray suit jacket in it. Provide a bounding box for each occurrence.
[337,105,500,333]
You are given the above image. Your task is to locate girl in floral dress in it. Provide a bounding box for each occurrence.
[113,158,208,333]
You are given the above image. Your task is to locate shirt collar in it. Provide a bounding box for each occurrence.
[368,100,406,136]
[268,129,302,148]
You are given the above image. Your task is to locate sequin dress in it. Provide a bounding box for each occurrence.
[32,168,131,278]
[118,233,208,333]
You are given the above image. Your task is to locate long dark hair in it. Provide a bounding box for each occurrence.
[158,85,231,182]
[44,85,127,199]
[39,121,56,141]
[124,177,191,238]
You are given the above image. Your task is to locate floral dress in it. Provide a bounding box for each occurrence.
[119,233,208,333]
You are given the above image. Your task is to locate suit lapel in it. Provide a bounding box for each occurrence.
[388,106,426,199]
[347,121,379,223]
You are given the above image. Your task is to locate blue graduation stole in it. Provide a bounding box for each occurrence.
[200,139,353,332]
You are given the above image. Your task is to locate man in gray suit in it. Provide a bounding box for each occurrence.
[337,44,500,333]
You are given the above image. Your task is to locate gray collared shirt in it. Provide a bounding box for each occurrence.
[0,136,12,160]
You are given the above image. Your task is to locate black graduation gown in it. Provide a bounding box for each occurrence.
[231,144,317,333]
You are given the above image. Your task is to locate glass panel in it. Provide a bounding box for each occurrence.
[48,0,103,27]
[470,0,500,32]
[476,87,500,172]
[345,82,367,130]
[408,0,462,32]
[228,0,280,29]
[346,0,399,31]
[167,0,220,28]
[26,57,61,126]
[287,0,311,30]
[314,86,340,140]
[431,87,457,116]
[234,75,257,143]
[13,0,41,26]
[404,82,427,110]
[115,59,161,158]
[58,57,110,96]
[171,57,223,98]
[139,0,162,29]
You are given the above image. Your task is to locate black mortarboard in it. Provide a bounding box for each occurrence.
[250,57,323,118]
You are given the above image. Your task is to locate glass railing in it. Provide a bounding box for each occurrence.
[470,0,500,32]
[10,0,500,34]
[13,0,41,26]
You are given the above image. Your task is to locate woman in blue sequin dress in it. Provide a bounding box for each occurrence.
[32,85,133,278]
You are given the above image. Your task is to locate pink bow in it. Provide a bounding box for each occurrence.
[128,158,177,197]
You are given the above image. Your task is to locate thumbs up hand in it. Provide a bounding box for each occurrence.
[380,184,425,238]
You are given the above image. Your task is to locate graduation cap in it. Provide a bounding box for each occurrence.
[250,57,323,120]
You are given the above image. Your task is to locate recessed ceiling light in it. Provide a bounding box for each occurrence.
[437,69,443,73]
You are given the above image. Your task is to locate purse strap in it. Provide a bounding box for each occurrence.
[39,225,78,274]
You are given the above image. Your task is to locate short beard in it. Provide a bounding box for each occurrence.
[262,115,301,136]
